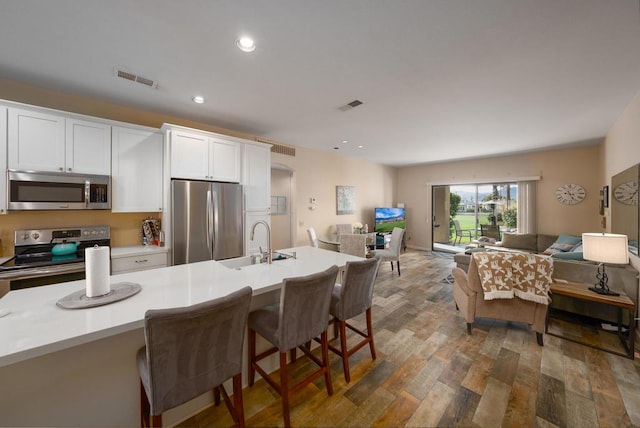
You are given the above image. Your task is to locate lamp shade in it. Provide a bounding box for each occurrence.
[582,233,629,264]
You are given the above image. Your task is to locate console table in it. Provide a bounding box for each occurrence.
[546,279,636,359]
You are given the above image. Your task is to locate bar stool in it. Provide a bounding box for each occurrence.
[137,287,252,428]
[328,257,380,382]
[247,265,339,428]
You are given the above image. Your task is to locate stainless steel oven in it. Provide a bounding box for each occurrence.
[8,171,110,210]
[0,226,110,297]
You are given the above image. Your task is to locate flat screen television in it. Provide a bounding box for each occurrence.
[374,207,406,232]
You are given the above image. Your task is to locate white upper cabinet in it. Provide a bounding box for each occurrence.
[8,108,65,172]
[169,128,241,183]
[65,118,111,175]
[8,108,111,175]
[243,142,271,212]
[170,130,209,180]
[0,106,7,214]
[111,127,164,212]
[210,138,241,182]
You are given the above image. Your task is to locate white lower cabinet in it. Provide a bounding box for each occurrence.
[111,247,168,274]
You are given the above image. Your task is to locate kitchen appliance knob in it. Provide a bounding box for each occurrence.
[59,167,63,171]
[68,168,72,172]
[32,233,40,240]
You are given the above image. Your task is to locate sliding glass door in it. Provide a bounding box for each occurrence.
[432,182,518,251]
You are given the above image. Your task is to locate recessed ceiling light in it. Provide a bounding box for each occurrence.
[342,140,348,144]
[192,96,205,104]
[236,37,256,52]
[357,145,364,149]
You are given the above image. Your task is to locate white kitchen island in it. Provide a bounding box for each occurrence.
[0,246,362,427]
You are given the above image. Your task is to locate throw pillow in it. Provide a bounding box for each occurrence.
[555,234,582,246]
[542,234,581,255]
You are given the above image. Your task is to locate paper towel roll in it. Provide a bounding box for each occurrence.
[85,246,111,297]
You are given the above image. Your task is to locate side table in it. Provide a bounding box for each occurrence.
[546,279,636,359]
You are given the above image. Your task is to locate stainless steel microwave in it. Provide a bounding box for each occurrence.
[8,171,111,210]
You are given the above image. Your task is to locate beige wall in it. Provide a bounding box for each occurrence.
[603,89,640,274]
[397,145,603,250]
[271,150,397,247]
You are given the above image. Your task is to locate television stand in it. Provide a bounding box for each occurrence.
[375,233,392,249]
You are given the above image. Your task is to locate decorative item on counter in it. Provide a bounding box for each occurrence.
[353,222,363,234]
[364,224,368,233]
[51,241,80,256]
[142,217,161,246]
[85,245,111,298]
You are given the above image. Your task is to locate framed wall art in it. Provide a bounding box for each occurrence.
[336,185,356,215]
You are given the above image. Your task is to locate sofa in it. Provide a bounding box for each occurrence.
[454,238,639,325]
[453,233,587,271]
[452,252,552,345]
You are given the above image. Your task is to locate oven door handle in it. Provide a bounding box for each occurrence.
[0,264,85,280]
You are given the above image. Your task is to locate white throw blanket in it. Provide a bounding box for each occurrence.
[472,252,553,305]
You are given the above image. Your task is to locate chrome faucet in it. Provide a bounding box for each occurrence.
[250,220,272,264]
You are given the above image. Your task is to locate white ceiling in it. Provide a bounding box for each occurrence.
[1,0,640,167]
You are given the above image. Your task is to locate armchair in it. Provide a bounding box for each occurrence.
[451,253,550,345]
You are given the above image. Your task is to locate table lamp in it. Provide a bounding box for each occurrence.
[582,233,629,296]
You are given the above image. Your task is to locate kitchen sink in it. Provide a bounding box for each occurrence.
[218,252,294,270]
[218,256,254,270]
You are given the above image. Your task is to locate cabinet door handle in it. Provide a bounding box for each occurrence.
[134,259,148,263]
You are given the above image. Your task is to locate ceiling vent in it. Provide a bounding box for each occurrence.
[338,99,364,112]
[114,68,158,89]
[257,138,296,157]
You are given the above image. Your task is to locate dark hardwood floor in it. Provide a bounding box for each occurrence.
[178,250,640,427]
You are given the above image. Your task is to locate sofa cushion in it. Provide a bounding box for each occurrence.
[552,251,584,260]
[501,233,537,252]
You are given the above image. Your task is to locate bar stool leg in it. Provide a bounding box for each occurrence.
[366,308,377,360]
[280,352,291,428]
[248,328,256,386]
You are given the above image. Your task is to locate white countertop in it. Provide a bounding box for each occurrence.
[110,245,169,258]
[0,246,360,367]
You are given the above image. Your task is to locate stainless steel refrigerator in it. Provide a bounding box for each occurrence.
[171,179,244,265]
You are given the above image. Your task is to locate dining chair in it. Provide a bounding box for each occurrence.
[328,257,380,382]
[370,227,405,276]
[307,227,319,247]
[137,287,252,428]
[247,265,339,428]
[338,234,368,257]
[480,224,502,241]
[336,223,353,235]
